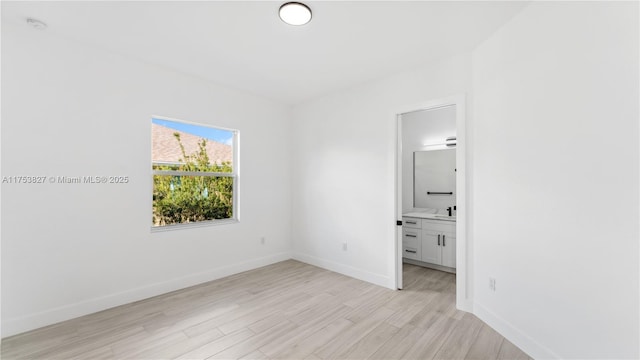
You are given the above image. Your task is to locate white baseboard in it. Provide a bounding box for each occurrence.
[457,298,474,313]
[474,301,559,360]
[292,252,392,289]
[2,252,292,338]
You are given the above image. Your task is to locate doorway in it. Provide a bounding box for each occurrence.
[394,94,471,311]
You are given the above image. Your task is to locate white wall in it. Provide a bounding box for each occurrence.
[471,2,639,359]
[401,107,456,211]
[1,22,292,337]
[290,55,471,288]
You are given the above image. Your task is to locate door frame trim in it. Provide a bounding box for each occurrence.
[393,93,472,312]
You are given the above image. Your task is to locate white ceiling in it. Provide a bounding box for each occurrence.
[2,1,528,105]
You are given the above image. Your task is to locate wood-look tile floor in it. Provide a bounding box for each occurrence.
[1,260,531,360]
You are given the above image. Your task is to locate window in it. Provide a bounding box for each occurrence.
[151,117,238,228]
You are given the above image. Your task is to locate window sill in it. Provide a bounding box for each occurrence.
[151,218,239,232]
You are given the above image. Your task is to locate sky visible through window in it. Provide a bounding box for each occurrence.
[152,118,233,145]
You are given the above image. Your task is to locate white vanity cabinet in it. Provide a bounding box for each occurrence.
[421,219,456,268]
[402,216,456,272]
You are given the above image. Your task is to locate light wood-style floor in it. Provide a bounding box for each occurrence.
[1,260,531,360]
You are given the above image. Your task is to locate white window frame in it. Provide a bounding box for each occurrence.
[150,116,239,232]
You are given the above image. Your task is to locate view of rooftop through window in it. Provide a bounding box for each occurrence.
[151,118,234,167]
[151,118,237,228]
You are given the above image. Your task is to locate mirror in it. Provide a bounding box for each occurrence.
[414,148,456,209]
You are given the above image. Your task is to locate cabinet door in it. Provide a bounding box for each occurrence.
[441,232,456,268]
[421,229,442,265]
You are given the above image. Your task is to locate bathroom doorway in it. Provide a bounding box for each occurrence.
[394,95,470,311]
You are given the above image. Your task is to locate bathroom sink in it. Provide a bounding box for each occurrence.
[402,210,455,220]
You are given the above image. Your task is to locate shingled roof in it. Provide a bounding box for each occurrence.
[152,123,232,165]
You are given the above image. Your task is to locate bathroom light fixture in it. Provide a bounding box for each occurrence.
[26,18,47,30]
[445,136,457,147]
[279,2,312,26]
[423,136,457,148]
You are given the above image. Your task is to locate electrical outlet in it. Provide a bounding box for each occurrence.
[489,278,496,291]
[260,236,266,245]
[342,242,347,251]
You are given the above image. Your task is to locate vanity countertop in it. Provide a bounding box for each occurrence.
[403,208,456,222]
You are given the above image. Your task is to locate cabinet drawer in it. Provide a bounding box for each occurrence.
[403,244,421,260]
[421,219,455,233]
[403,228,420,241]
[403,217,421,229]
[402,231,421,247]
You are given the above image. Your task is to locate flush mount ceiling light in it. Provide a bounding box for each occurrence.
[279,2,312,26]
[26,18,47,30]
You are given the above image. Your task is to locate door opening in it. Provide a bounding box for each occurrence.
[394,95,471,311]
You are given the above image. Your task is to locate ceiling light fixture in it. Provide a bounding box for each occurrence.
[279,2,312,26]
[26,18,47,30]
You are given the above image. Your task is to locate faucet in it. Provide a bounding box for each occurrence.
[446,206,456,217]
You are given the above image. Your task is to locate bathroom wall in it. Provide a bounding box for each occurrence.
[401,106,456,212]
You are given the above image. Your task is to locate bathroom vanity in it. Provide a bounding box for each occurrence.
[402,210,456,273]
[403,145,457,273]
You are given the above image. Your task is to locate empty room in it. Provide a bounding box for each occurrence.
[1,1,638,359]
